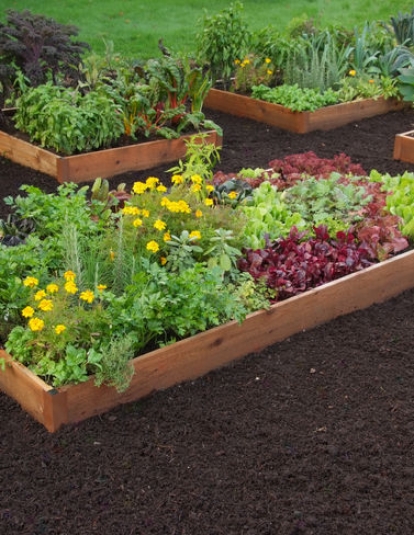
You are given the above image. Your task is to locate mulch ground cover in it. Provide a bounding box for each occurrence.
[1,106,414,534]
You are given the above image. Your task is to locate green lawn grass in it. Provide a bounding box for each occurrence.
[0,0,413,59]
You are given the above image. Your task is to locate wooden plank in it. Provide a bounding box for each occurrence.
[0,130,58,177]
[393,130,414,163]
[13,248,412,431]
[0,130,222,184]
[0,350,55,425]
[204,89,406,133]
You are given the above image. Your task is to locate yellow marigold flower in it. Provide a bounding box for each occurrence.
[141,209,150,218]
[122,206,141,216]
[160,256,167,266]
[22,306,35,318]
[205,184,215,193]
[46,283,59,294]
[265,57,271,64]
[160,196,169,207]
[195,209,203,218]
[64,270,76,282]
[189,230,201,240]
[228,191,238,200]
[177,200,191,214]
[163,231,171,242]
[369,79,374,84]
[34,290,47,301]
[204,198,214,207]
[146,240,160,253]
[109,250,115,261]
[28,317,45,332]
[267,69,273,76]
[154,219,167,231]
[133,218,143,228]
[157,184,167,193]
[146,176,159,189]
[54,324,66,335]
[349,69,356,76]
[23,276,39,288]
[80,290,95,304]
[171,174,183,185]
[191,174,203,185]
[191,183,202,193]
[132,181,147,194]
[38,298,53,312]
[64,281,78,295]
[234,59,241,65]
[97,284,107,292]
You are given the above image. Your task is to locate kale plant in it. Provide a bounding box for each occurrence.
[0,9,90,104]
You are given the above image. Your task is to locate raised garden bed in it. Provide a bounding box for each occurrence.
[1,248,414,432]
[0,129,222,183]
[204,88,406,133]
[393,130,414,164]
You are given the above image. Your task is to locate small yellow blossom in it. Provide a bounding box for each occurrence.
[206,184,215,193]
[54,324,66,335]
[191,183,202,193]
[349,69,356,76]
[171,174,183,185]
[153,219,167,231]
[122,206,141,216]
[64,270,76,282]
[23,276,39,288]
[228,191,238,200]
[195,209,203,218]
[146,240,160,253]
[80,290,95,304]
[64,281,78,294]
[46,283,59,294]
[163,231,171,242]
[34,290,47,301]
[190,174,203,185]
[38,299,54,312]
[28,317,45,332]
[97,284,107,292]
[265,57,271,64]
[22,306,35,318]
[189,230,201,240]
[157,184,167,193]
[146,176,159,189]
[109,250,115,261]
[160,256,167,266]
[204,198,214,207]
[132,181,147,194]
[267,69,273,76]
[234,59,241,65]
[369,79,374,84]
[133,218,143,228]
[141,209,150,218]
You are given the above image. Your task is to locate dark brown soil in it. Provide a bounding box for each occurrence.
[2,108,414,535]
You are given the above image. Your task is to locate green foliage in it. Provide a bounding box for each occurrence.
[251,83,339,111]
[196,1,251,88]
[389,9,414,47]
[370,170,414,238]
[168,133,222,182]
[283,30,352,91]
[14,83,125,154]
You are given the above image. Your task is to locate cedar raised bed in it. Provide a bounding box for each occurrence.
[393,130,414,164]
[1,248,414,432]
[0,129,222,183]
[204,88,406,133]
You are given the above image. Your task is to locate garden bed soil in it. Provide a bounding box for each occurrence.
[2,107,414,533]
